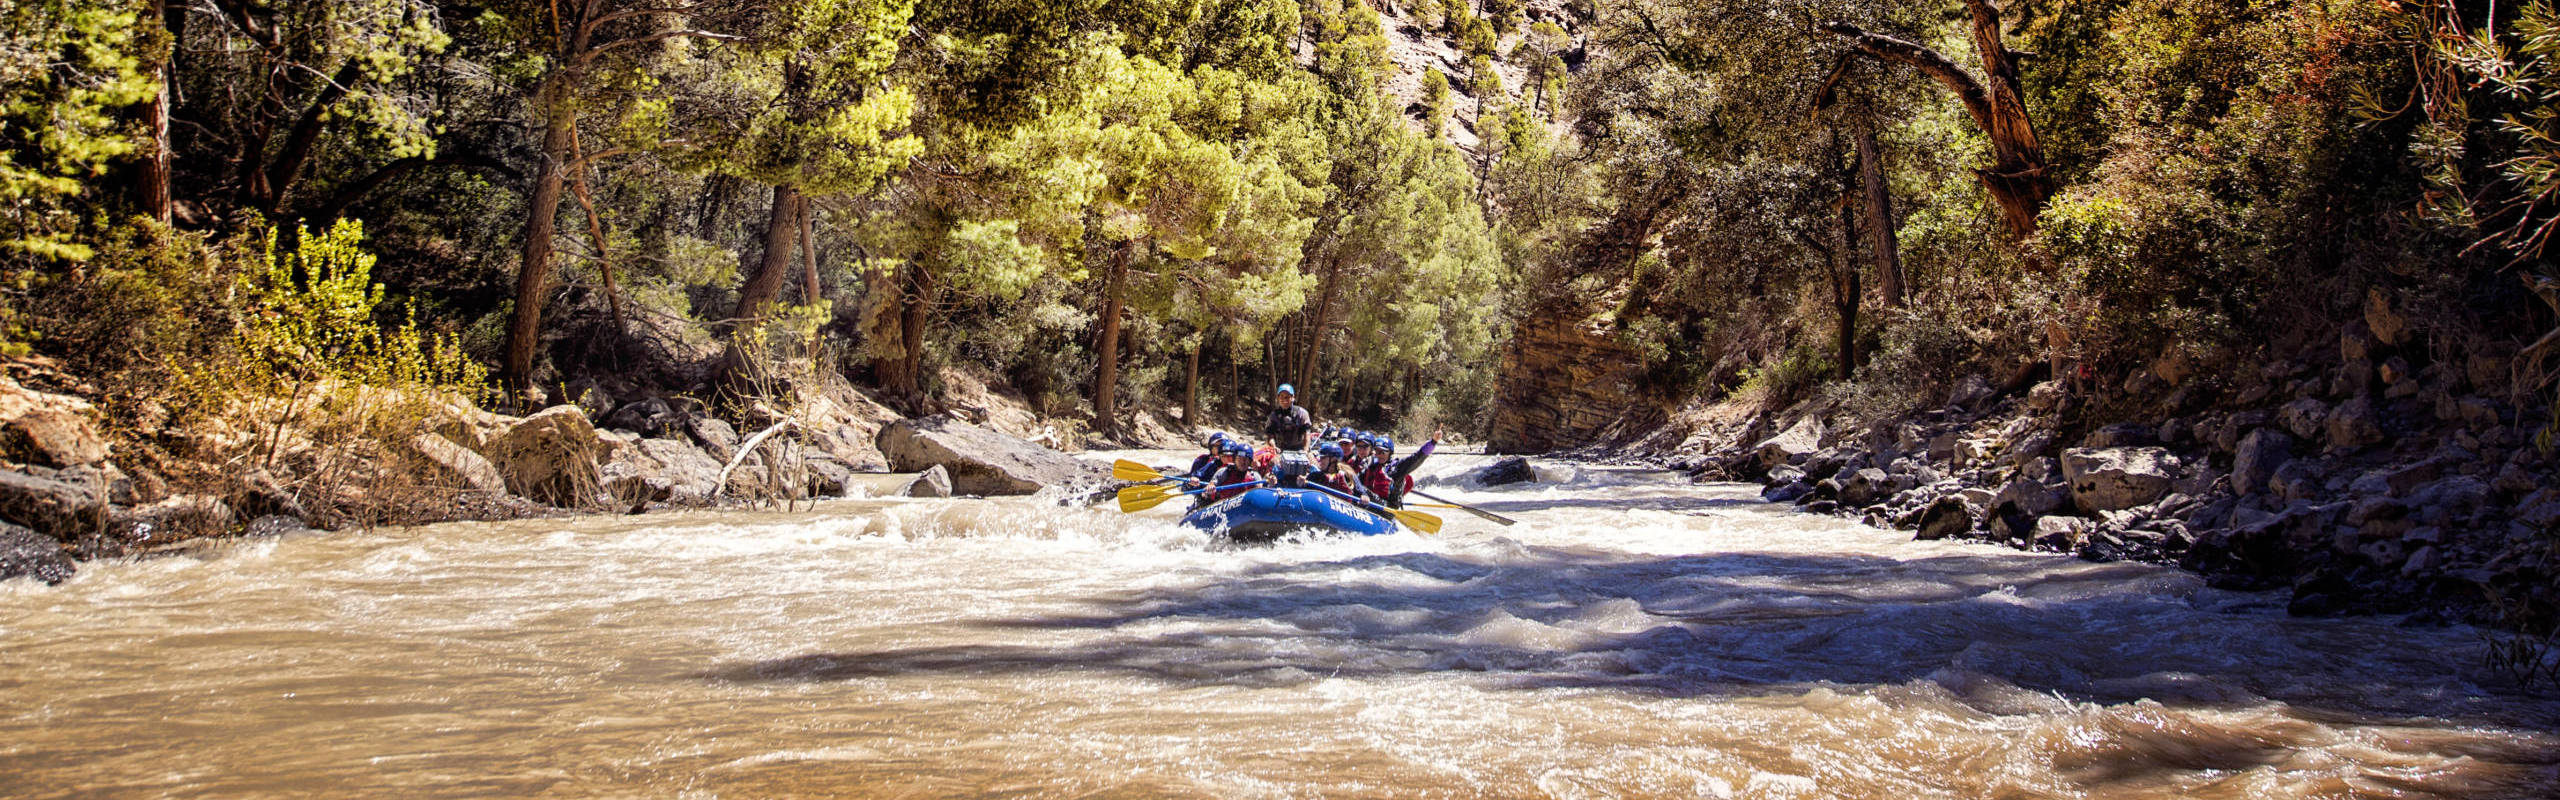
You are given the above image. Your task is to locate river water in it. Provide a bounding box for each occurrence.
[3,452,2555,798]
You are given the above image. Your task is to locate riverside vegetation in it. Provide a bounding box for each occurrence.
[0,1,2556,635]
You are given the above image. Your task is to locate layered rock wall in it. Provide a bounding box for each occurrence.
[1487,312,1666,454]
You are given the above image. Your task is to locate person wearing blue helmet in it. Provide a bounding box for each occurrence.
[1360,429,1441,507]
[1263,384,1313,451]
[1186,432,1231,487]
[1202,440,1259,504]
[1309,441,1363,497]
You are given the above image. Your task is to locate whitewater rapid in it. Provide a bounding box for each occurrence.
[1,453,2552,798]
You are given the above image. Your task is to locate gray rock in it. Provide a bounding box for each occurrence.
[2,409,108,468]
[2494,463,2538,496]
[1475,456,1537,486]
[1947,374,1997,410]
[597,443,672,509]
[1838,467,1890,508]
[2060,447,2180,513]
[0,468,103,540]
[2214,410,2271,455]
[687,416,742,461]
[1994,476,2069,518]
[2402,544,2443,576]
[1754,417,1826,472]
[1915,495,1980,541]
[634,438,723,505]
[876,414,1110,496]
[905,464,953,498]
[2348,458,2448,498]
[2326,397,2385,450]
[2270,461,2323,504]
[408,433,508,494]
[2366,287,2409,346]
[484,405,617,507]
[0,521,72,584]
[2231,428,2295,497]
[601,396,688,439]
[802,456,857,497]
[2278,398,2329,441]
[1763,480,1814,504]
[2033,515,2092,551]
[2024,380,2066,413]
[104,494,232,547]
[242,514,309,537]
[2409,475,2491,516]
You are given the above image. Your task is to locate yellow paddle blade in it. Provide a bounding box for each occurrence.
[1392,508,1444,535]
[1116,484,1180,513]
[1114,459,1177,482]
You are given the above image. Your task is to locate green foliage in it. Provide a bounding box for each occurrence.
[229,220,485,394]
[0,0,152,262]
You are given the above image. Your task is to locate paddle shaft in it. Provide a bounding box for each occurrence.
[1300,480,1438,533]
[1407,488,1517,526]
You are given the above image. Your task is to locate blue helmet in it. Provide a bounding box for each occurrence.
[1317,442,1344,459]
[1276,383,1296,397]
[1222,441,1252,457]
[1378,435,1396,454]
[1207,431,1230,447]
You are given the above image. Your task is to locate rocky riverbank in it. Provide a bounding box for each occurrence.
[0,362,1126,586]
[1667,320,2560,625]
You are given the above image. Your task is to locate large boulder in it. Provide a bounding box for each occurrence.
[1993,476,2069,518]
[1474,456,1537,486]
[1914,495,1980,541]
[0,377,108,468]
[1754,417,1825,472]
[0,469,104,540]
[0,521,72,584]
[2060,447,2179,514]
[875,414,1108,496]
[2325,397,2385,450]
[2231,428,2295,497]
[484,405,618,507]
[1837,467,1890,508]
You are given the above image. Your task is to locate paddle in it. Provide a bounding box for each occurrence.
[1301,481,1443,535]
[1117,479,1261,513]
[1113,459,1186,483]
[1406,488,1518,526]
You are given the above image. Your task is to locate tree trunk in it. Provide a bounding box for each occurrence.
[870,263,937,408]
[1857,126,1903,308]
[1183,335,1201,425]
[1225,346,1241,420]
[1092,244,1132,433]
[501,74,578,405]
[800,206,822,304]
[732,185,806,324]
[1823,0,2049,239]
[137,0,176,225]
[1296,258,1344,390]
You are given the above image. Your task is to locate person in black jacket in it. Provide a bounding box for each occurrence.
[1264,383,1312,451]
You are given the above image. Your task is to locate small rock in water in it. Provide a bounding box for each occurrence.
[904,465,953,498]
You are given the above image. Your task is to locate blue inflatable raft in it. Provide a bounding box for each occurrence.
[1180,487,1398,541]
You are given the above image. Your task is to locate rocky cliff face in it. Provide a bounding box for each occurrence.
[1486,311,1665,453]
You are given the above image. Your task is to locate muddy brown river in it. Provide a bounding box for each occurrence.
[3,453,2554,798]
